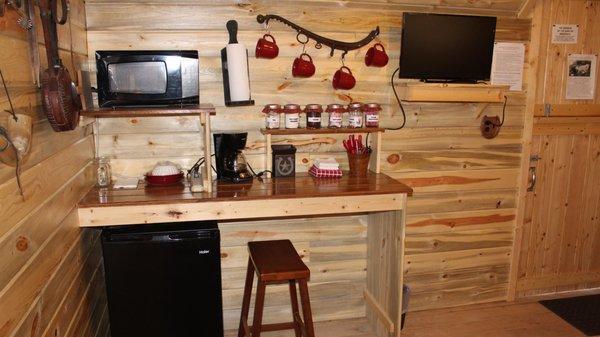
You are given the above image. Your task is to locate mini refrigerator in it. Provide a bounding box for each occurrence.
[101,221,223,337]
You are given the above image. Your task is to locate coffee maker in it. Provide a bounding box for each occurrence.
[213,133,252,183]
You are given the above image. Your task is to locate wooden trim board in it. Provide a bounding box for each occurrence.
[507,0,543,301]
[534,104,600,117]
[363,289,394,333]
[517,271,600,291]
[533,117,600,135]
[78,194,407,227]
[80,104,216,117]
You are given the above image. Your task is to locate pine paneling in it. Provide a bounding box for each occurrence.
[515,134,600,296]
[0,2,104,337]
[218,216,368,330]
[510,0,600,299]
[85,0,531,324]
[535,0,600,106]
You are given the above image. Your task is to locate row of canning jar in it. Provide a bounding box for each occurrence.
[262,102,381,129]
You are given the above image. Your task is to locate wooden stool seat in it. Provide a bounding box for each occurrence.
[248,240,310,282]
[239,240,315,337]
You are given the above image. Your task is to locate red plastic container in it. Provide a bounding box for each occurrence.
[145,172,184,186]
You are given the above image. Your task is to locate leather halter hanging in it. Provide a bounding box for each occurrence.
[39,0,81,132]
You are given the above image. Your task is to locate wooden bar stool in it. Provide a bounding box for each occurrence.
[238,240,315,337]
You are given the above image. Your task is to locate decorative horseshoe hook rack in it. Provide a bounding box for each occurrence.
[256,14,380,58]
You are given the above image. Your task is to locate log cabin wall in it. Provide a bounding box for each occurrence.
[84,0,532,327]
[511,0,600,299]
[0,1,108,337]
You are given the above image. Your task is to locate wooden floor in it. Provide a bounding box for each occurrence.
[225,301,591,337]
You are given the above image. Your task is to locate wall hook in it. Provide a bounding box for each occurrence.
[257,14,379,58]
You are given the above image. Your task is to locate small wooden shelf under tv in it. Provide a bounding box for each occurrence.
[395,82,509,103]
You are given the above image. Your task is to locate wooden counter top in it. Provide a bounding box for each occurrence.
[77,173,412,227]
[80,172,412,207]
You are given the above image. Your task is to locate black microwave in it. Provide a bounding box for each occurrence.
[96,50,199,108]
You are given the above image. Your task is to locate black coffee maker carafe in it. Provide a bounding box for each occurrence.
[213,132,252,183]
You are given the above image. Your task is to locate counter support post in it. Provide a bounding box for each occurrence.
[265,134,272,178]
[365,194,407,337]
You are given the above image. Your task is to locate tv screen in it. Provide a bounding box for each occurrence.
[399,13,497,82]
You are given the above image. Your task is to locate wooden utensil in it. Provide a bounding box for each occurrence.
[39,0,81,132]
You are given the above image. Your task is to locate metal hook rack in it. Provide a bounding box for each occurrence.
[256,14,380,58]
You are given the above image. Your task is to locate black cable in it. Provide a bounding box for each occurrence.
[499,95,508,126]
[187,156,205,175]
[387,67,406,130]
[245,160,270,178]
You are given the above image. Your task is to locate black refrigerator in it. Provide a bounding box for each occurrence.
[101,221,223,337]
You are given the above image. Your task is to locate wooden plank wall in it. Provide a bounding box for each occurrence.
[515,133,600,297]
[534,0,600,106]
[84,0,532,325]
[512,0,600,298]
[219,216,368,329]
[0,2,107,337]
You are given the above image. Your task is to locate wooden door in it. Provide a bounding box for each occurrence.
[515,129,600,298]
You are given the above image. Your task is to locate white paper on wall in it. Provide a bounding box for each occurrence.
[566,54,597,100]
[490,42,525,91]
[552,24,579,44]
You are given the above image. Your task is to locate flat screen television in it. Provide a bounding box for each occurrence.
[399,13,497,82]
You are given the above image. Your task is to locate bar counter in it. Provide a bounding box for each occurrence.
[77,172,412,337]
[78,172,412,226]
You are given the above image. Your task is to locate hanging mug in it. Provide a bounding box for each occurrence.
[255,34,279,59]
[292,53,316,78]
[365,43,389,67]
[332,66,356,90]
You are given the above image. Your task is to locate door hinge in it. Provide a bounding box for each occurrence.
[543,104,551,117]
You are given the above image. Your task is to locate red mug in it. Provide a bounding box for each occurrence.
[365,43,388,67]
[332,66,356,90]
[292,53,315,78]
[255,34,279,59]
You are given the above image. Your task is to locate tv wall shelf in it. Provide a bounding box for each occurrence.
[395,82,509,103]
[261,127,385,177]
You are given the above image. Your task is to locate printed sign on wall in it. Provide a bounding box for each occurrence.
[552,24,579,44]
[490,42,525,91]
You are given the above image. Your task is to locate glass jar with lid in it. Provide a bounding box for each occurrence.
[326,103,346,128]
[96,157,112,187]
[304,104,323,129]
[347,102,364,128]
[283,104,301,129]
[262,104,282,129]
[363,103,381,128]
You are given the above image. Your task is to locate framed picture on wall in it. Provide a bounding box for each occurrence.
[566,54,597,100]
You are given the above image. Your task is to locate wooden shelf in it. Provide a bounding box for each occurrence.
[261,127,385,135]
[82,104,215,194]
[80,104,216,118]
[262,127,385,177]
[395,82,509,103]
